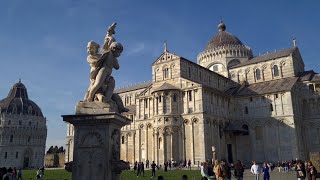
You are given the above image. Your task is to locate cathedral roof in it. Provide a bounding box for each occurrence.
[115,81,152,94]
[226,77,298,96]
[0,81,43,117]
[231,47,298,68]
[206,21,244,50]
[152,82,179,93]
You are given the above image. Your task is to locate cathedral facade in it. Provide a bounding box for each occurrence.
[0,81,47,168]
[66,21,320,165]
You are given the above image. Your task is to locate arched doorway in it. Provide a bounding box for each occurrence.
[23,149,33,168]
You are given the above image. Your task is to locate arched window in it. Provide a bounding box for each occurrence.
[10,135,13,142]
[28,136,31,143]
[163,68,169,79]
[29,121,31,126]
[121,136,125,144]
[158,137,162,149]
[244,106,248,114]
[173,94,177,102]
[242,124,249,135]
[273,65,279,77]
[255,69,261,80]
[8,120,11,125]
[19,120,22,125]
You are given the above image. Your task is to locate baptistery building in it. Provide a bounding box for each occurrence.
[66,21,320,165]
[0,81,47,168]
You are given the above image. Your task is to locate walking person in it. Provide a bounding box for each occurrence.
[221,160,231,180]
[188,160,192,170]
[136,162,141,177]
[151,161,157,177]
[164,161,168,172]
[213,160,223,180]
[141,162,145,176]
[262,162,270,180]
[234,160,244,180]
[17,168,22,180]
[296,160,306,180]
[251,161,260,180]
[306,161,317,180]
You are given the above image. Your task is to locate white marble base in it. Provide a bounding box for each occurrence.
[62,113,131,180]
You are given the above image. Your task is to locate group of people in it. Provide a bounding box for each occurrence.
[294,160,318,180]
[134,160,158,178]
[200,159,244,180]
[0,167,22,180]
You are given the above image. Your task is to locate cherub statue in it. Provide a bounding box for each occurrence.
[84,40,128,113]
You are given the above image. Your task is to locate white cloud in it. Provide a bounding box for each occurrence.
[125,42,145,56]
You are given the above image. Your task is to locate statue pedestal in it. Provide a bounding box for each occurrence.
[62,113,131,180]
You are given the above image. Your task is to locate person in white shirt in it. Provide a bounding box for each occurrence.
[251,161,260,180]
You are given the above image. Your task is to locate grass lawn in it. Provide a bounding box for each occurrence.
[21,169,201,180]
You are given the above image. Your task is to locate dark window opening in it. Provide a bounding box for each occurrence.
[256,69,261,80]
[270,104,273,111]
[244,106,248,114]
[188,91,192,101]
[121,136,125,144]
[273,65,279,77]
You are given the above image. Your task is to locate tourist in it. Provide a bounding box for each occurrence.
[141,162,145,176]
[251,161,260,180]
[169,161,172,170]
[36,167,44,180]
[164,161,168,172]
[0,167,7,180]
[213,160,223,180]
[234,160,244,180]
[12,167,17,179]
[151,161,157,177]
[158,175,164,180]
[207,161,214,178]
[306,161,317,180]
[200,162,209,179]
[188,160,192,170]
[134,161,138,171]
[146,159,150,169]
[182,174,188,180]
[17,168,22,180]
[262,162,270,180]
[296,160,306,180]
[137,162,142,177]
[221,160,231,180]
[3,167,14,180]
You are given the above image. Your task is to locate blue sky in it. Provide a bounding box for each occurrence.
[0,0,319,149]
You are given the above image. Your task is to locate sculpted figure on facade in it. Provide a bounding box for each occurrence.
[84,22,128,113]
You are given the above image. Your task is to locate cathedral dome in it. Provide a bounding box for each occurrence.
[0,80,43,117]
[206,21,244,50]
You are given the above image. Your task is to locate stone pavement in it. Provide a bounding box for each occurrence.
[242,169,296,180]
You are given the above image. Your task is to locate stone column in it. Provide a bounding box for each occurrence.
[62,113,131,180]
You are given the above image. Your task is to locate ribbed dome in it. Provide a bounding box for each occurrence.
[206,21,244,50]
[0,81,43,117]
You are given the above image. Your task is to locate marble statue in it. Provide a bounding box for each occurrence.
[83,22,128,113]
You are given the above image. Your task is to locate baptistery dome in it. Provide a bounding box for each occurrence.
[0,80,43,117]
[0,80,47,169]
